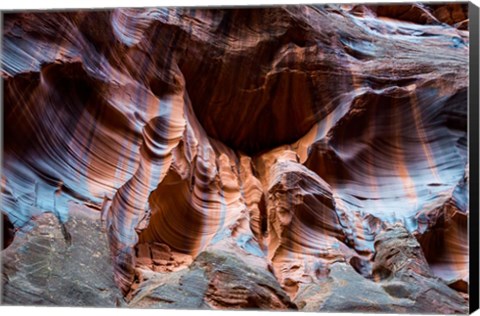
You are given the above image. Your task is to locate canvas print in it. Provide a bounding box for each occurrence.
[1,2,478,313]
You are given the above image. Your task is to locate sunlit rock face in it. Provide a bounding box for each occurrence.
[1,3,470,312]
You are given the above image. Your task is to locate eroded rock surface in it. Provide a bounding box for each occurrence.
[1,208,123,306]
[294,225,468,314]
[1,3,470,312]
[129,248,295,310]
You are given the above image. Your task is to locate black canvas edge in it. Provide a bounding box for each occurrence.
[469,1,480,314]
[0,10,4,305]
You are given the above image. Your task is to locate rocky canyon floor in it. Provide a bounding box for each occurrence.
[1,3,471,313]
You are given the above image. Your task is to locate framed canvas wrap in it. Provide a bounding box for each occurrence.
[1,1,479,314]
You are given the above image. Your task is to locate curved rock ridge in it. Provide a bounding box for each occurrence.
[1,3,469,311]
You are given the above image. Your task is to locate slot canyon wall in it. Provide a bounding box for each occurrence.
[1,3,471,313]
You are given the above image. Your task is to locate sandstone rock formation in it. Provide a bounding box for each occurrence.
[1,3,470,312]
[1,208,123,306]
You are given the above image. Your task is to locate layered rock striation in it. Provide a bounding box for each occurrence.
[1,3,470,312]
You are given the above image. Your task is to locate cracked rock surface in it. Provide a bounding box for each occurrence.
[1,209,123,306]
